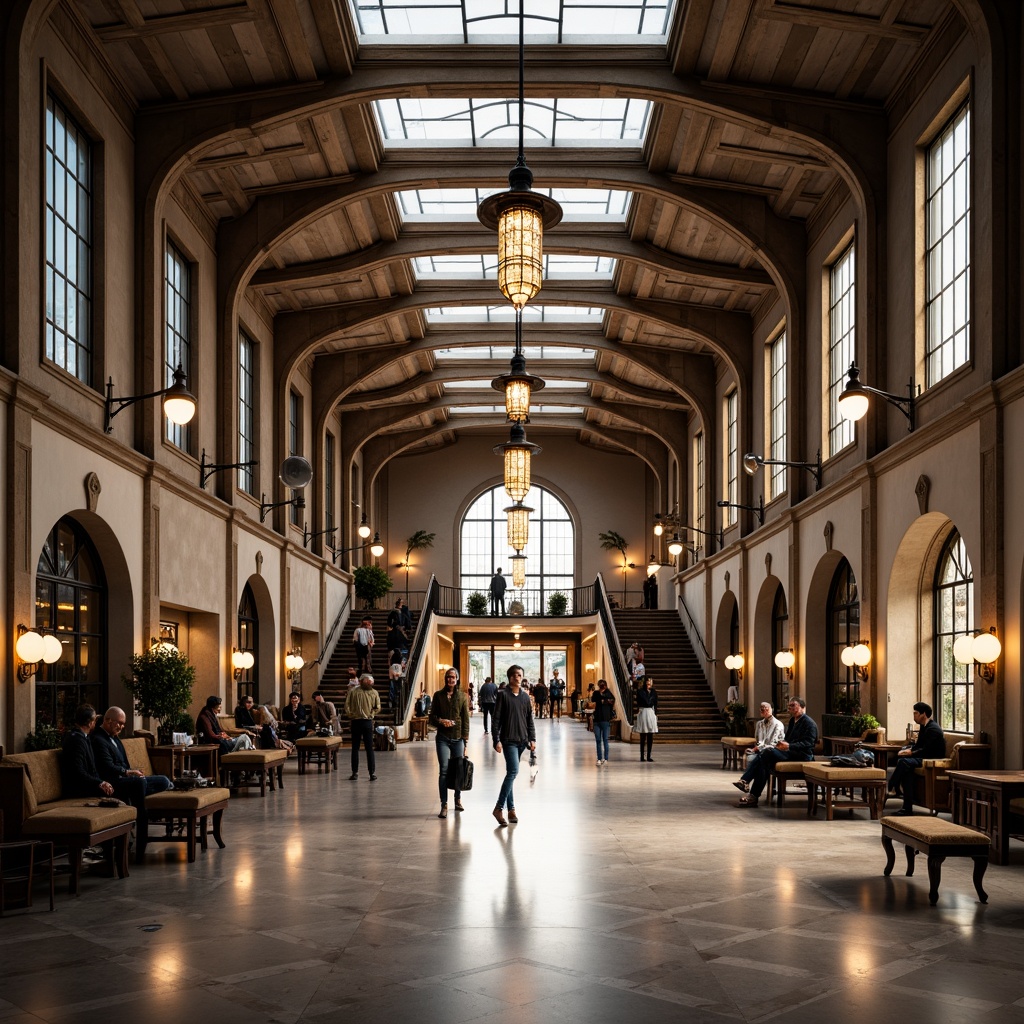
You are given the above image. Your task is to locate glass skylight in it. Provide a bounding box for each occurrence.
[436,345,595,360]
[414,254,614,277]
[399,187,630,219]
[451,404,586,414]
[425,305,603,322]
[375,97,650,145]
[444,378,589,389]
[351,0,673,40]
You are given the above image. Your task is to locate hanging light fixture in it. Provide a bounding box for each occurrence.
[492,310,545,422]
[510,554,527,588]
[494,421,542,502]
[477,0,562,310]
[505,502,533,551]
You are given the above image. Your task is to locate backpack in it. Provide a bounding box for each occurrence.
[830,748,875,767]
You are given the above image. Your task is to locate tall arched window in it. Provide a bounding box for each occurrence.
[934,530,973,732]
[237,583,259,703]
[34,517,106,730]
[461,484,573,607]
[771,585,790,712]
[826,558,860,714]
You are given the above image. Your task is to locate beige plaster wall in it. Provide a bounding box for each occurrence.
[288,553,323,631]
[158,489,226,612]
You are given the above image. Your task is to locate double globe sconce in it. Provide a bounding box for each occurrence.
[16,626,62,682]
[232,647,307,681]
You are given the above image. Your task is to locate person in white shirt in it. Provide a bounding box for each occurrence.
[353,617,374,674]
[734,701,784,788]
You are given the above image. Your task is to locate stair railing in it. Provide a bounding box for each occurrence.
[595,573,634,721]
[677,592,714,674]
[309,592,351,670]
[398,574,438,723]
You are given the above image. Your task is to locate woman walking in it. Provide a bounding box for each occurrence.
[636,676,659,761]
[429,667,470,818]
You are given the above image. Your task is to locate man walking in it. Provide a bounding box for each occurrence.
[736,697,818,808]
[353,617,374,674]
[489,568,507,616]
[888,701,946,815]
[345,673,381,780]
[492,664,536,826]
[478,675,498,734]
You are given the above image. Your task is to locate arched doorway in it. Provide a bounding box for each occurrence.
[237,582,259,704]
[826,558,861,714]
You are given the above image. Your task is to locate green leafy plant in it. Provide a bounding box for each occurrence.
[547,591,568,615]
[25,722,63,750]
[722,700,748,737]
[851,712,880,735]
[466,591,488,616]
[599,529,629,602]
[399,530,435,597]
[123,645,196,743]
[353,564,394,608]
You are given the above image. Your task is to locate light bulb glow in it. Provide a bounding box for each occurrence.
[497,204,543,310]
[972,632,1001,665]
[838,391,869,422]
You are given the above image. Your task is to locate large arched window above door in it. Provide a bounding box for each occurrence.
[826,558,860,714]
[771,585,790,713]
[934,529,973,733]
[237,582,259,703]
[34,517,106,730]
[460,483,574,606]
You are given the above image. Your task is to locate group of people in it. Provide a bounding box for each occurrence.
[729,697,944,814]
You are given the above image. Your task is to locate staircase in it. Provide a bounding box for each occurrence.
[611,608,722,742]
[317,606,419,717]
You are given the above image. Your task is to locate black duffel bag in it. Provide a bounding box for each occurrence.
[445,756,474,791]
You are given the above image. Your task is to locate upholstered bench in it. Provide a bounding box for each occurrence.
[768,759,814,806]
[804,763,887,820]
[881,815,990,905]
[295,736,343,774]
[219,749,287,796]
[721,736,755,770]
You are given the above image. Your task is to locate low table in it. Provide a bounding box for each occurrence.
[220,749,288,796]
[721,737,755,770]
[948,769,1024,865]
[140,787,230,863]
[149,743,221,782]
[804,763,887,820]
[296,736,344,774]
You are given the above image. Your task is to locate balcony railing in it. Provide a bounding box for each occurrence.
[434,583,597,617]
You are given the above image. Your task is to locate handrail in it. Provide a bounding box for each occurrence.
[310,592,351,668]
[399,574,438,723]
[677,592,714,665]
[595,573,634,721]
[434,583,596,616]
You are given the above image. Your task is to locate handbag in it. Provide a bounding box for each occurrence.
[445,756,474,791]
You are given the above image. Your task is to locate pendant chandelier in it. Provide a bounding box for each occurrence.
[492,310,545,422]
[505,501,533,551]
[477,0,562,310]
[510,553,527,588]
[494,421,542,502]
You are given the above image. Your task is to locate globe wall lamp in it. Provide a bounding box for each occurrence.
[105,364,196,433]
[953,628,1002,682]
[723,653,744,679]
[284,649,305,679]
[742,450,822,490]
[840,641,871,682]
[356,512,372,539]
[837,362,916,431]
[231,648,254,680]
[260,457,313,523]
[774,648,795,679]
[16,626,62,682]
[330,533,385,565]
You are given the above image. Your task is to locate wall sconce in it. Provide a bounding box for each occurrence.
[285,649,305,679]
[16,626,62,682]
[774,648,795,679]
[260,456,313,523]
[743,450,822,490]
[717,497,765,526]
[357,513,372,539]
[953,628,1001,682]
[840,642,871,682]
[104,364,197,433]
[330,532,385,565]
[231,648,254,680]
[303,523,337,550]
[837,362,917,431]
[199,447,258,490]
[723,653,744,679]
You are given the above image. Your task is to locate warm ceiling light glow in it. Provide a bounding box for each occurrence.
[495,422,542,502]
[511,555,527,588]
[497,203,543,309]
[504,377,532,421]
[653,521,664,536]
[506,502,533,551]
[667,534,684,557]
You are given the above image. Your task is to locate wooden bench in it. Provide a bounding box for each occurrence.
[804,763,887,820]
[295,736,344,774]
[881,815,991,905]
[721,736,755,770]
[219,749,287,796]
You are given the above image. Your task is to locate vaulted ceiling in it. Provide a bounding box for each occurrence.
[76,0,961,470]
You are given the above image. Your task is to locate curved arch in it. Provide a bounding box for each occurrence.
[713,590,739,706]
[240,571,277,706]
[753,574,784,710]
[804,548,852,716]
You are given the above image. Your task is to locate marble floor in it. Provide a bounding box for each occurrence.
[3,719,1024,1024]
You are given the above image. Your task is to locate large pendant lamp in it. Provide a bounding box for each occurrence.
[492,309,545,422]
[510,554,527,588]
[494,421,542,502]
[477,0,562,310]
[505,501,533,551]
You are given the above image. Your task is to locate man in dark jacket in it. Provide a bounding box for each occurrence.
[889,701,946,815]
[738,697,818,808]
[62,704,115,799]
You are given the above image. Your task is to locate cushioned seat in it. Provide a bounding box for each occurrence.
[295,736,343,774]
[804,763,887,819]
[219,749,287,796]
[720,736,756,770]
[881,814,990,905]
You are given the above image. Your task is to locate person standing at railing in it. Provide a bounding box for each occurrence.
[490,568,507,615]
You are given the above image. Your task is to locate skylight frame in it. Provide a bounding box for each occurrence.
[398,187,631,220]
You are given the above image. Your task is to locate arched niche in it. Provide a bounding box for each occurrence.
[241,572,277,707]
[804,549,852,718]
[753,575,785,711]
[714,590,739,706]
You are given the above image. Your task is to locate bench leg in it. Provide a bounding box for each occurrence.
[298,750,307,775]
[260,768,268,796]
[926,854,945,905]
[276,765,284,789]
[824,786,835,821]
[212,808,226,849]
[186,817,197,863]
[881,834,896,875]
[972,855,989,904]
[904,845,916,877]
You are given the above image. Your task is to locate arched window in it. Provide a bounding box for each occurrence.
[34,517,106,730]
[826,559,860,714]
[934,530,973,732]
[771,585,790,712]
[237,583,259,703]
[460,484,573,608]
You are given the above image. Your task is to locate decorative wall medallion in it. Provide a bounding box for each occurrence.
[256,551,264,574]
[915,474,930,515]
[84,472,101,512]
[724,570,731,591]
[824,520,834,552]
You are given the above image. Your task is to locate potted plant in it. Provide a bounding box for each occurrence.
[722,700,748,737]
[599,529,629,603]
[25,721,62,750]
[466,591,488,615]
[353,564,394,608]
[547,591,568,615]
[399,530,435,597]
[123,644,196,746]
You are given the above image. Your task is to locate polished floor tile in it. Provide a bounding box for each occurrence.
[2,718,1024,1023]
